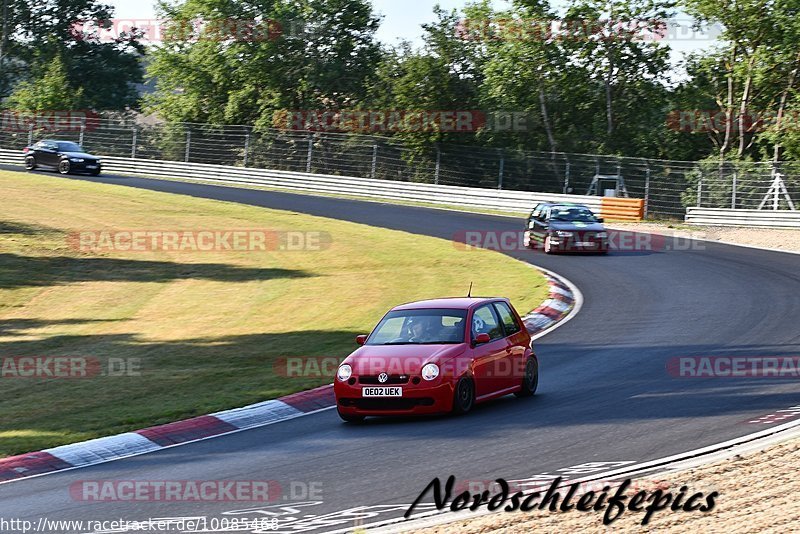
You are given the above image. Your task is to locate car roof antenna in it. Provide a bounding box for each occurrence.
[467,282,473,298]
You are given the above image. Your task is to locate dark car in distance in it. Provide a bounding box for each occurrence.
[523,202,609,254]
[23,140,102,176]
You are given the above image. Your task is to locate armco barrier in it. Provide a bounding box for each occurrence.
[686,207,800,228]
[0,149,645,220]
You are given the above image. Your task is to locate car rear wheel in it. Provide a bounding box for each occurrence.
[58,160,71,175]
[452,376,475,415]
[515,357,538,398]
[337,408,365,424]
[24,155,37,170]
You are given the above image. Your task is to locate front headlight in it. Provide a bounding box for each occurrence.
[69,158,85,163]
[421,363,439,381]
[555,230,573,237]
[596,232,608,238]
[337,364,352,382]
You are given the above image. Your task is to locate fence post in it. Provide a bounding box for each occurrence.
[498,150,505,190]
[243,129,250,167]
[27,123,33,146]
[644,162,651,219]
[79,118,86,146]
[434,145,441,186]
[185,128,191,163]
[697,170,703,207]
[306,134,313,173]
[371,143,378,179]
[564,160,570,194]
[131,127,137,159]
[731,169,737,209]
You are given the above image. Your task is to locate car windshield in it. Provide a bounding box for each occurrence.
[57,142,83,152]
[367,308,467,345]
[551,206,598,222]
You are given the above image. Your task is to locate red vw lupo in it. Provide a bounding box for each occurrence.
[334,298,538,422]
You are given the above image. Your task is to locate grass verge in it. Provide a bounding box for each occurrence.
[0,170,548,457]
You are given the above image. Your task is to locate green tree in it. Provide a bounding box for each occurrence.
[561,0,674,155]
[146,0,381,126]
[5,55,83,111]
[1,0,144,109]
[681,0,800,161]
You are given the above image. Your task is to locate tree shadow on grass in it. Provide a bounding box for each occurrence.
[0,220,65,236]
[0,328,359,457]
[0,318,123,336]
[0,252,313,289]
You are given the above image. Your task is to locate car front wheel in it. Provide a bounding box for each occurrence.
[523,232,534,249]
[58,160,71,175]
[24,155,37,170]
[544,235,556,254]
[452,376,475,415]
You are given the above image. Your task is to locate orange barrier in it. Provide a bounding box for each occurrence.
[600,198,645,221]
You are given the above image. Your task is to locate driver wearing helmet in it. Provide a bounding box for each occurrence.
[407,316,434,343]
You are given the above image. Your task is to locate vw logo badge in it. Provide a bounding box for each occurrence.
[378,373,389,384]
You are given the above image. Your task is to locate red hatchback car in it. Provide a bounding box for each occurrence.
[334,298,538,422]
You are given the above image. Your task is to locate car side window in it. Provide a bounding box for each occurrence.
[542,207,551,222]
[472,305,504,342]
[494,302,522,336]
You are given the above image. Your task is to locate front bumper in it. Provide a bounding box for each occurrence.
[66,160,101,173]
[334,379,455,417]
[547,234,608,253]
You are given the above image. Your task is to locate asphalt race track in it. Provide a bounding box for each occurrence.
[3,169,800,533]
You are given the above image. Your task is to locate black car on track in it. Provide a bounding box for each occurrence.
[523,202,609,254]
[23,140,102,176]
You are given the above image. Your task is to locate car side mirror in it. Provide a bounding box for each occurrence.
[596,217,604,223]
[356,335,368,346]
[473,333,491,345]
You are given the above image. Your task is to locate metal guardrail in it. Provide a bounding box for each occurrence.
[686,207,800,228]
[0,149,646,220]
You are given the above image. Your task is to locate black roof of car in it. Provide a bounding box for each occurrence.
[534,201,591,210]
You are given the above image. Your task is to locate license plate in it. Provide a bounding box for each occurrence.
[575,242,596,247]
[362,387,402,397]
[86,165,97,169]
